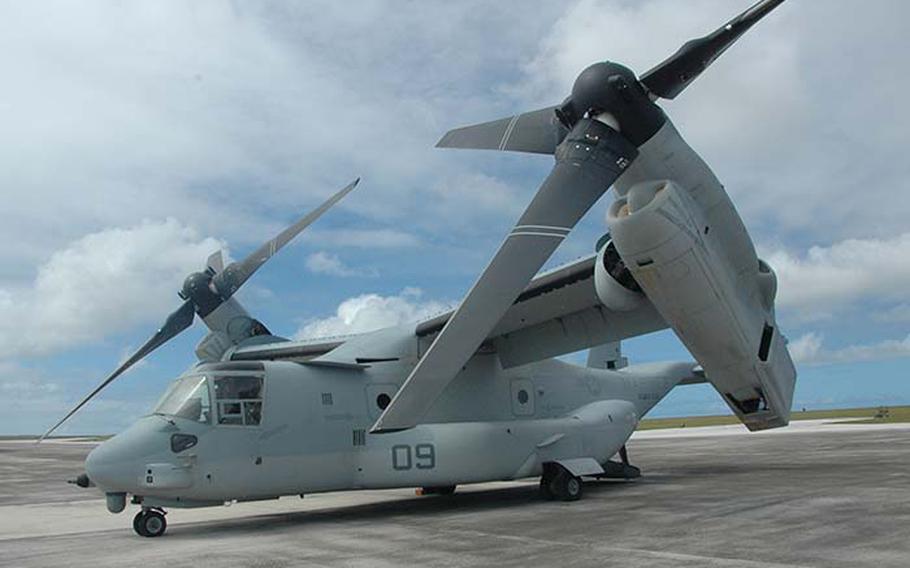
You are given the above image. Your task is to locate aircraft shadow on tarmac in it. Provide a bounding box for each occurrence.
[162,480,638,539]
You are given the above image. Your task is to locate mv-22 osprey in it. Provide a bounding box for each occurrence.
[48,0,797,537]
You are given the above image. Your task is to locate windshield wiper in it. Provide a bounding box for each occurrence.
[151,413,177,426]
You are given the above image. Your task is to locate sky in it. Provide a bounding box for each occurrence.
[2,0,909,435]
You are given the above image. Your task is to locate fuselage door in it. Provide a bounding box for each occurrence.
[510,378,535,417]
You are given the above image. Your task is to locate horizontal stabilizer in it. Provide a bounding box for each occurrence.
[436,106,565,155]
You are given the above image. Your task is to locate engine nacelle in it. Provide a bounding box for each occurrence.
[757,259,778,311]
[594,238,645,311]
[606,179,796,431]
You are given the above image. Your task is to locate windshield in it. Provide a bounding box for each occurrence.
[153,375,211,424]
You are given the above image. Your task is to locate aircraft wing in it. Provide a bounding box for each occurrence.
[362,255,666,432]
[230,255,666,371]
[416,254,667,368]
[230,337,347,362]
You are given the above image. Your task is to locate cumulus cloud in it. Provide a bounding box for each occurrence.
[789,332,910,365]
[0,1,552,283]
[305,251,374,277]
[0,219,222,359]
[295,288,451,339]
[874,304,910,323]
[764,233,910,321]
[4,1,910,432]
[302,229,422,249]
[788,332,824,363]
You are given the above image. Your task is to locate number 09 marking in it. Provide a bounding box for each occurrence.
[391,444,435,470]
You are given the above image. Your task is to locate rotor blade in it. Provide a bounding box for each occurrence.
[38,300,196,442]
[213,178,360,297]
[206,250,224,274]
[436,106,567,155]
[373,119,637,433]
[640,0,787,100]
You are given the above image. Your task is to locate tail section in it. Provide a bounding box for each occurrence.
[586,341,628,370]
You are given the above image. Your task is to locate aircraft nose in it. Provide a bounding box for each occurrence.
[85,439,129,491]
[84,416,172,492]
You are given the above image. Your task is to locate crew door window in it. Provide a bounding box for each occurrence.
[214,375,263,426]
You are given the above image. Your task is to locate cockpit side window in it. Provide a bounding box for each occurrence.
[214,375,263,426]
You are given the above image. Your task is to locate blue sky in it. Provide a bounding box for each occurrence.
[2,0,909,435]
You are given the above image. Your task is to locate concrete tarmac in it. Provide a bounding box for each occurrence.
[1,422,908,567]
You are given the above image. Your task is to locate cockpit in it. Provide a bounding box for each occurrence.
[153,373,264,426]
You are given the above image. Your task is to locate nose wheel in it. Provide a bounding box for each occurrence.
[133,508,167,537]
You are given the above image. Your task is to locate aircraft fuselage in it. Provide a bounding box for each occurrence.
[86,351,695,509]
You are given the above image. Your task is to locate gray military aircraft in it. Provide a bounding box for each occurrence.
[50,0,796,537]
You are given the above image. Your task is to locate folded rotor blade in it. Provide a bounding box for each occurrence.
[640,0,787,100]
[206,250,224,274]
[436,106,567,155]
[372,119,637,433]
[213,178,360,297]
[39,299,196,442]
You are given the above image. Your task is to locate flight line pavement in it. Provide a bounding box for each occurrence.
[0,420,908,567]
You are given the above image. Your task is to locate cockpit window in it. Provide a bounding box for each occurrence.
[153,375,211,424]
[213,376,263,426]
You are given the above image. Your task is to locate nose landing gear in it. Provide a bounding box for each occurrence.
[133,508,167,537]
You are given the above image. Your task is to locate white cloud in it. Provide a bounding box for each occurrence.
[305,251,374,277]
[789,332,910,365]
[0,219,222,359]
[295,288,451,339]
[788,332,824,363]
[873,304,910,324]
[0,361,60,399]
[764,233,910,321]
[0,1,554,283]
[3,0,910,432]
[302,229,422,249]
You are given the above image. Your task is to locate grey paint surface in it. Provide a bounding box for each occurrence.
[5,425,909,566]
[374,119,638,433]
[435,105,565,155]
[82,354,691,505]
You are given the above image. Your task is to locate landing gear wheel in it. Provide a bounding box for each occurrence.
[133,509,167,537]
[550,470,583,501]
[132,511,146,536]
[539,476,556,500]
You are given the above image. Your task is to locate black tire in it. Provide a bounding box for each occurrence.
[132,511,148,537]
[539,476,556,500]
[137,510,167,537]
[551,470,583,501]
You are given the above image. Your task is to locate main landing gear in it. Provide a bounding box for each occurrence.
[540,446,641,501]
[539,463,583,501]
[133,508,167,537]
